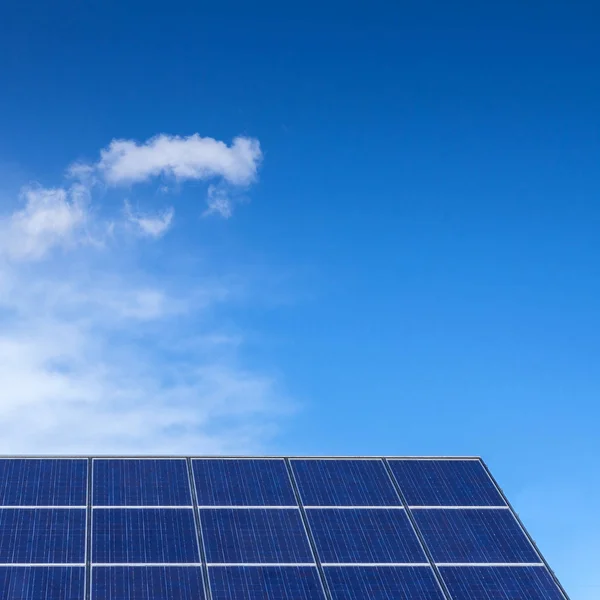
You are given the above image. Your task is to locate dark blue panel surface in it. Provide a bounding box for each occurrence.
[193,459,296,506]
[325,566,446,600]
[307,509,426,564]
[201,509,313,564]
[0,459,87,506]
[93,459,191,506]
[0,567,84,600]
[93,566,205,600]
[414,509,539,563]
[210,566,326,600]
[440,566,565,600]
[92,509,199,563]
[291,460,400,506]
[388,460,505,507]
[0,509,85,564]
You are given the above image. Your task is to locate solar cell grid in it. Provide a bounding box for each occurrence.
[0,566,85,600]
[291,459,401,506]
[193,459,297,506]
[93,459,192,506]
[324,566,446,600]
[200,508,314,564]
[92,566,205,600]
[413,508,540,564]
[388,459,505,507]
[439,566,566,600]
[0,459,87,507]
[0,509,86,564]
[209,566,326,600]
[0,455,568,600]
[92,508,199,564]
[306,508,426,564]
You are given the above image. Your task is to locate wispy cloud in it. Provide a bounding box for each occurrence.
[97,134,261,186]
[0,183,90,260]
[204,184,234,219]
[124,200,174,238]
[81,133,262,217]
[0,132,290,454]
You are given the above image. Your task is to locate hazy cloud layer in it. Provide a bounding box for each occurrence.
[0,132,289,453]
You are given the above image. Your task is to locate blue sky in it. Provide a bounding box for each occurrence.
[0,1,598,596]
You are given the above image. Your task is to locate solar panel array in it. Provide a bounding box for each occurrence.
[0,457,568,600]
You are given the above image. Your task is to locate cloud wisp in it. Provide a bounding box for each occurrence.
[79,133,263,218]
[0,183,90,261]
[0,132,289,454]
[124,200,174,238]
[98,134,262,186]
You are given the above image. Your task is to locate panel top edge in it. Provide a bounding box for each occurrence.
[0,455,484,460]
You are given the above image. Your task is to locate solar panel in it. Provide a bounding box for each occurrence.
[388,459,506,507]
[0,459,87,506]
[0,509,85,564]
[413,508,540,564]
[0,566,84,600]
[0,456,568,600]
[193,459,296,506]
[439,566,566,600]
[92,508,199,564]
[92,566,205,600]
[209,566,326,600]
[93,459,192,506]
[306,509,426,564]
[200,509,314,564]
[324,566,446,600]
[291,460,400,506]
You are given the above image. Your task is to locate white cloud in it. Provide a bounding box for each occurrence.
[97,134,262,186]
[124,200,174,238]
[0,183,89,260]
[0,231,290,453]
[204,184,233,219]
[0,133,291,453]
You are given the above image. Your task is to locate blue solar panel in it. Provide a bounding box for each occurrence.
[0,459,87,506]
[439,566,565,599]
[209,566,326,600]
[413,509,540,563]
[324,566,446,600]
[388,460,505,507]
[306,509,426,564]
[92,508,199,563]
[0,567,84,600]
[291,460,400,506]
[93,459,192,506]
[193,459,297,506]
[93,566,205,600]
[0,509,85,564]
[201,509,314,564]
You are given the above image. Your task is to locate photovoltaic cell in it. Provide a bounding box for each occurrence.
[291,460,400,506]
[92,508,199,564]
[93,459,192,506]
[0,459,87,506]
[0,509,85,564]
[306,509,426,564]
[413,509,540,564]
[324,566,446,600]
[0,567,84,600]
[388,459,505,507]
[209,566,326,600]
[0,455,568,600]
[201,509,314,564]
[193,459,296,506]
[92,566,205,600]
[439,566,565,600]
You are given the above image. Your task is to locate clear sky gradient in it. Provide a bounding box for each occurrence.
[0,1,598,597]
